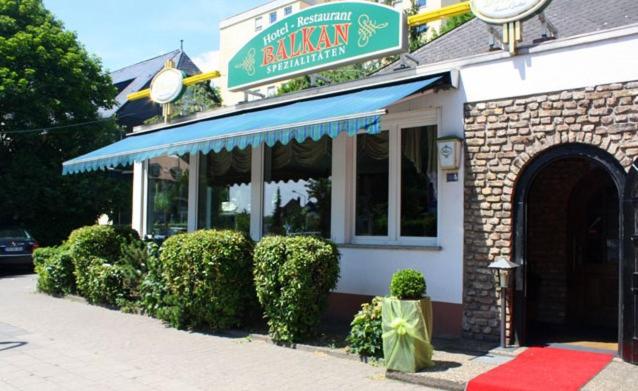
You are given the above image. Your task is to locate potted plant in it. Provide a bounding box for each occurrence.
[382,269,434,372]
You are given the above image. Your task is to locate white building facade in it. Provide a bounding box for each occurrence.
[64,0,638,363]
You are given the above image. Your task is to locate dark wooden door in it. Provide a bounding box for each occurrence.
[622,164,638,364]
[569,179,619,330]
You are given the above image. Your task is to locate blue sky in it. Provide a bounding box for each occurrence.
[43,0,266,72]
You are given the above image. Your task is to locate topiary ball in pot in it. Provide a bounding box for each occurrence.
[389,269,426,300]
[382,269,434,372]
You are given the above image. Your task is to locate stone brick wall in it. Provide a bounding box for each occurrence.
[462,81,638,341]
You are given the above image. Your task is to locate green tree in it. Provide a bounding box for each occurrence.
[277,63,369,96]
[0,0,128,245]
[427,12,474,42]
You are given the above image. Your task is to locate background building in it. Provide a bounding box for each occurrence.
[103,49,201,130]
[218,0,327,106]
[217,0,464,106]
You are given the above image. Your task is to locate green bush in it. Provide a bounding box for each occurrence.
[82,241,150,309]
[347,297,384,358]
[67,225,141,296]
[139,243,168,317]
[158,230,255,330]
[253,236,340,343]
[84,258,133,306]
[389,269,427,300]
[33,246,75,295]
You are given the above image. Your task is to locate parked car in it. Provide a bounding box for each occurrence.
[0,228,39,268]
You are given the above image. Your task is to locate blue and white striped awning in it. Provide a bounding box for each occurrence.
[63,77,441,174]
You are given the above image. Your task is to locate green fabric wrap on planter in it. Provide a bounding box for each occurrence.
[382,297,434,372]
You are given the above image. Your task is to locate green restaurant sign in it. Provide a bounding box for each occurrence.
[227,1,407,91]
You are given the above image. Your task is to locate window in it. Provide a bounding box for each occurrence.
[263,137,332,238]
[355,132,389,236]
[416,0,427,7]
[255,16,263,32]
[284,6,293,15]
[269,11,277,24]
[354,124,438,242]
[147,155,189,239]
[267,86,276,97]
[400,126,437,237]
[197,150,251,234]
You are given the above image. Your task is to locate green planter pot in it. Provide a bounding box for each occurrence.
[382,297,434,373]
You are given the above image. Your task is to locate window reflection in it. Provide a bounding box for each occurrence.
[147,155,189,240]
[263,137,332,238]
[355,132,389,236]
[401,126,437,237]
[198,149,251,234]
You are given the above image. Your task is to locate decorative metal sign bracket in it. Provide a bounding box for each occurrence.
[538,12,558,39]
[502,21,522,55]
[243,89,265,102]
[487,25,504,51]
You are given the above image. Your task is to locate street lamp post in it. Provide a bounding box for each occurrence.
[488,256,520,348]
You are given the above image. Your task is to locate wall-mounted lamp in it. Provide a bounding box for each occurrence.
[437,136,463,171]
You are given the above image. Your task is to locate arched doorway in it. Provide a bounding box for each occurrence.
[512,144,629,357]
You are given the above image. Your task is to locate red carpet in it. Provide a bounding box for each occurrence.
[467,347,613,391]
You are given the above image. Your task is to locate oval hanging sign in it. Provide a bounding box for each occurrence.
[150,68,184,104]
[227,1,407,92]
[470,0,552,24]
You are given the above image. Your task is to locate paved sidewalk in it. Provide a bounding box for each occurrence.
[0,274,432,391]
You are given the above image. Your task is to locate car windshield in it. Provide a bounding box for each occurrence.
[0,228,31,239]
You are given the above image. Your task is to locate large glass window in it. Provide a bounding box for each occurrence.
[198,149,251,234]
[355,132,389,236]
[147,155,189,239]
[401,126,437,237]
[263,137,332,237]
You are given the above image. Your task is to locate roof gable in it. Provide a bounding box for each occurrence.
[380,0,638,73]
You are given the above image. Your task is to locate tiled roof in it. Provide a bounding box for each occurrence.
[379,0,638,73]
[102,50,201,122]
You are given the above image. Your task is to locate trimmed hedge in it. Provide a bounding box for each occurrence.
[33,246,75,295]
[389,269,427,300]
[158,230,255,330]
[139,243,167,317]
[84,258,131,306]
[347,297,384,359]
[253,236,340,343]
[67,225,140,296]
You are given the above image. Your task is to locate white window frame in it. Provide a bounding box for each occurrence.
[255,16,263,32]
[259,138,334,240]
[351,110,440,246]
[142,154,195,239]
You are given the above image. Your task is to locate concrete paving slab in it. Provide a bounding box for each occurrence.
[0,274,432,391]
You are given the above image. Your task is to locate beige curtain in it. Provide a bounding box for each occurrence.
[208,148,251,176]
[272,137,331,169]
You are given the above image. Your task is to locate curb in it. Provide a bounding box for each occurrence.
[385,370,466,391]
[62,294,88,304]
[222,329,384,365]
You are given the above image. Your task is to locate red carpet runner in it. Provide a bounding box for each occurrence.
[466,347,613,391]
